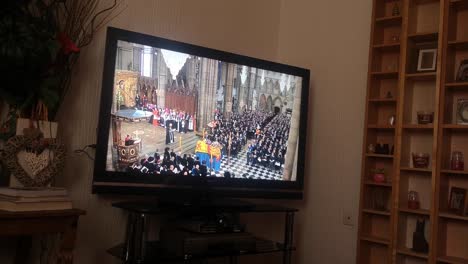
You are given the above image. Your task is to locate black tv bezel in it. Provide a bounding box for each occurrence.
[92,27,310,199]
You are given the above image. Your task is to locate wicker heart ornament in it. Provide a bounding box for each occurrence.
[2,135,66,187]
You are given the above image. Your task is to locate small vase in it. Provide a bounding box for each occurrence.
[373,173,385,183]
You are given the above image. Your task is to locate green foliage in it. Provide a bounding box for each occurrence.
[0,1,63,114]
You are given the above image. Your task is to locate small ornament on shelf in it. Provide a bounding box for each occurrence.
[412,152,430,168]
[386,63,398,72]
[367,144,375,154]
[456,99,468,125]
[385,91,393,99]
[408,191,420,210]
[372,168,386,183]
[451,151,464,171]
[375,143,390,155]
[412,218,429,253]
[392,2,400,16]
[456,59,468,82]
[417,111,434,124]
[388,115,396,126]
[448,187,467,215]
[390,34,400,43]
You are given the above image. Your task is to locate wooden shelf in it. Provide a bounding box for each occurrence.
[400,167,432,173]
[362,209,391,216]
[360,235,390,245]
[448,40,468,50]
[364,181,393,187]
[358,1,453,263]
[368,98,397,103]
[399,207,430,216]
[373,43,401,52]
[365,154,394,159]
[439,211,468,222]
[405,72,437,80]
[446,82,468,89]
[375,15,403,25]
[370,71,399,79]
[437,255,468,264]
[408,32,439,42]
[402,124,434,130]
[440,169,468,175]
[442,124,468,129]
[367,124,395,129]
[397,247,429,259]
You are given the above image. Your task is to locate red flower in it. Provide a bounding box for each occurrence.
[57,32,80,55]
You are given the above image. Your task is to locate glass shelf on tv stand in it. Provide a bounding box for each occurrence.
[107,239,295,263]
[109,199,297,264]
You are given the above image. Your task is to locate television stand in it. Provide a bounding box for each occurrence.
[157,196,255,209]
[108,200,297,264]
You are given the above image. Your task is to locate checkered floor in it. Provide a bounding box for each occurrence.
[210,150,283,180]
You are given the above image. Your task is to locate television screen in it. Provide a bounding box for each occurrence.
[93,27,309,199]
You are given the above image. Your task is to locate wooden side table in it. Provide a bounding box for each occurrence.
[0,209,85,264]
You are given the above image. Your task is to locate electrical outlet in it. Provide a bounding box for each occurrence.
[343,211,355,226]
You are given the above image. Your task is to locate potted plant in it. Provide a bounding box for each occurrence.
[0,0,124,122]
[0,0,123,187]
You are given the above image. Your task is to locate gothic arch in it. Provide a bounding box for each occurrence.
[267,95,273,112]
[273,97,283,108]
[273,81,281,95]
[259,94,267,111]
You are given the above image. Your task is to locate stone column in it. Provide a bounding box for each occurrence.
[247,68,257,110]
[132,47,141,72]
[197,58,218,132]
[238,77,246,112]
[283,77,303,181]
[156,50,167,108]
[224,63,235,118]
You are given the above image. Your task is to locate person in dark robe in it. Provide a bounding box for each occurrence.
[191,164,200,176]
[135,94,141,109]
[181,167,190,176]
[200,160,208,177]
[163,147,171,166]
[124,134,131,146]
[166,123,175,144]
[187,154,195,170]
[166,164,176,176]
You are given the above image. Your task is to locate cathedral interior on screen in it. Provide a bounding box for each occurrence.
[106,40,302,181]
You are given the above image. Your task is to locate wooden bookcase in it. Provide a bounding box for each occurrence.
[357,0,468,263]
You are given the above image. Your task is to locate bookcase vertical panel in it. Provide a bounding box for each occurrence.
[355,0,468,263]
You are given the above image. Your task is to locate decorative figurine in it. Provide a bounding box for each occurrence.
[368,144,376,154]
[417,111,434,124]
[412,218,429,253]
[386,91,393,99]
[392,3,400,16]
[375,143,390,155]
[451,151,464,171]
[389,115,396,126]
[412,152,430,168]
[408,191,420,210]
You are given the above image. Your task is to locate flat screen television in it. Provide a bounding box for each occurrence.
[92,27,310,199]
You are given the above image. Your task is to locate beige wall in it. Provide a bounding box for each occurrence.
[1,0,372,263]
[276,0,372,263]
